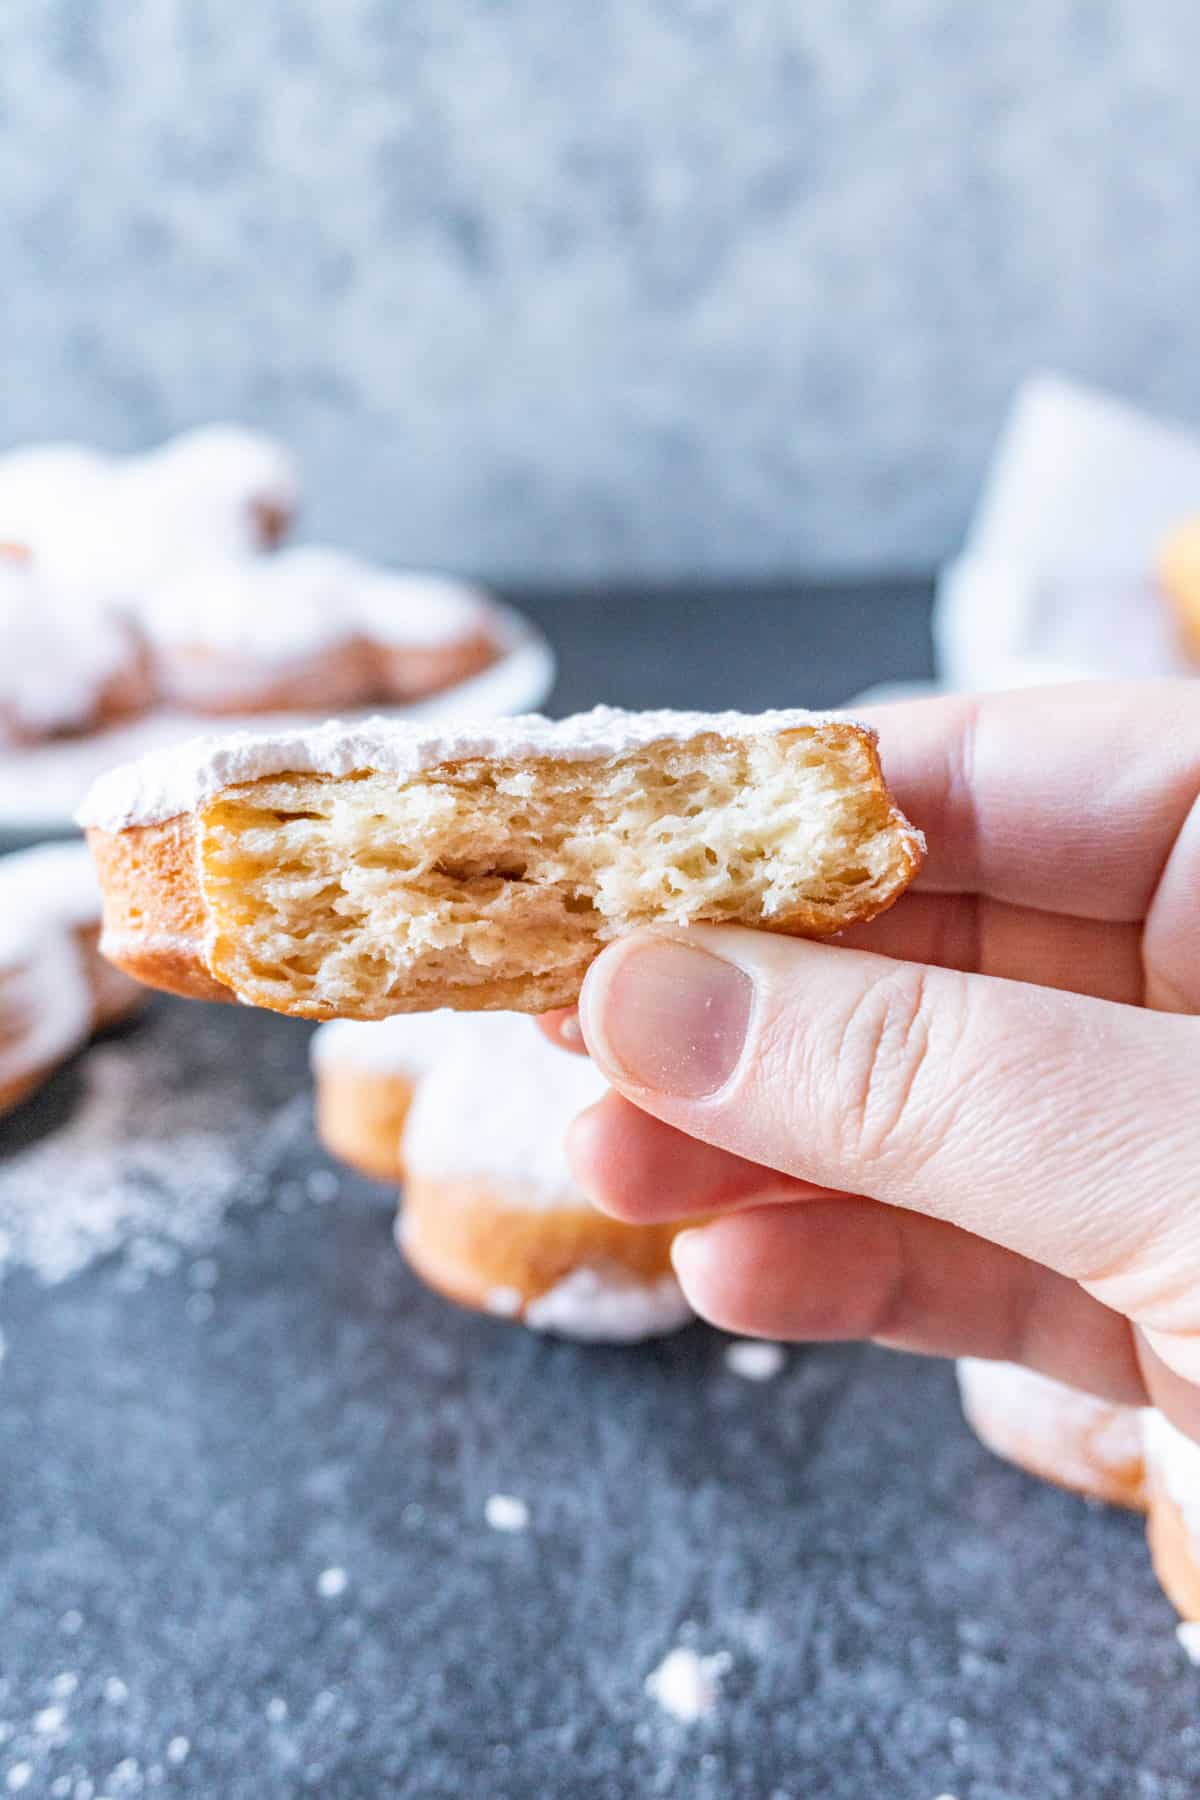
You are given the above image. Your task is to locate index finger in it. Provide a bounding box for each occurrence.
[858,681,1200,922]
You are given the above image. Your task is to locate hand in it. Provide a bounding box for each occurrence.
[544,683,1200,1438]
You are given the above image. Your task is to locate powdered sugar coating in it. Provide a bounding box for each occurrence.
[310,1009,511,1077]
[0,425,298,607]
[524,1269,692,1342]
[401,1018,607,1205]
[957,1359,1146,1481]
[77,704,862,831]
[0,556,137,738]
[0,443,113,576]
[142,546,364,658]
[140,545,494,665]
[1144,1411,1200,1543]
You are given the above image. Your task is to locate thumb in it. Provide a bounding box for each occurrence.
[579,927,1200,1363]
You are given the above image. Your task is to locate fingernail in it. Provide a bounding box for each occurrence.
[584,936,753,1098]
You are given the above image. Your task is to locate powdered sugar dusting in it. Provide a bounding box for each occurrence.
[78,705,863,831]
[643,1647,731,1723]
[0,1026,314,1292]
[724,1340,786,1382]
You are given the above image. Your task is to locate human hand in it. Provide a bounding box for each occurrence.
[544,683,1200,1437]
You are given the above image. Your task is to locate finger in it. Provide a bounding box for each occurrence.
[568,1090,833,1221]
[857,683,1200,921]
[579,926,1200,1312]
[1143,777,1200,1013]
[536,1008,588,1053]
[668,1201,1147,1407]
[840,890,1144,1004]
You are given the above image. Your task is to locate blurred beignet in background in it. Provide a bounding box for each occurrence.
[140,548,504,716]
[0,426,300,605]
[144,549,376,716]
[1144,1412,1200,1621]
[311,1011,500,1183]
[81,706,924,1018]
[957,1359,1147,1511]
[397,1017,690,1341]
[0,547,154,746]
[0,840,146,1117]
[1,843,146,1033]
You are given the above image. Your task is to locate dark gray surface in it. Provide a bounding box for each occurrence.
[1,586,1197,1800]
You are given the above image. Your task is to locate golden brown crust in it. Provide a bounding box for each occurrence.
[314,1063,418,1183]
[400,1173,681,1314]
[87,819,232,1004]
[1147,1473,1200,1620]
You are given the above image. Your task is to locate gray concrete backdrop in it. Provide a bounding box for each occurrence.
[1,1,1198,579]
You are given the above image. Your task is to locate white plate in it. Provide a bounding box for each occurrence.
[0,603,555,835]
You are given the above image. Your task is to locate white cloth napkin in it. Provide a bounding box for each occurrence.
[932,373,1200,692]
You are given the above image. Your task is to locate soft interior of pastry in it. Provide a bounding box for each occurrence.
[196,726,912,1016]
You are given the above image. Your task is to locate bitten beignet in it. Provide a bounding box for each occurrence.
[80,707,923,1018]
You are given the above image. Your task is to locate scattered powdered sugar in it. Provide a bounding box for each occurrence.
[724,1340,786,1382]
[1176,1623,1200,1665]
[484,1494,530,1533]
[0,1018,317,1312]
[316,1567,348,1599]
[0,1047,247,1288]
[643,1647,731,1724]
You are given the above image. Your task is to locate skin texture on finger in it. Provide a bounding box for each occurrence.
[580,927,1200,1302]
[840,891,1145,1005]
[568,1090,834,1221]
[669,1202,1148,1407]
[859,683,1200,921]
[1143,785,1200,1013]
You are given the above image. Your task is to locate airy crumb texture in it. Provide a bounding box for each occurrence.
[193,723,921,1017]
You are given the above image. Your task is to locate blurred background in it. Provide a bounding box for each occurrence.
[3,0,1199,582]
